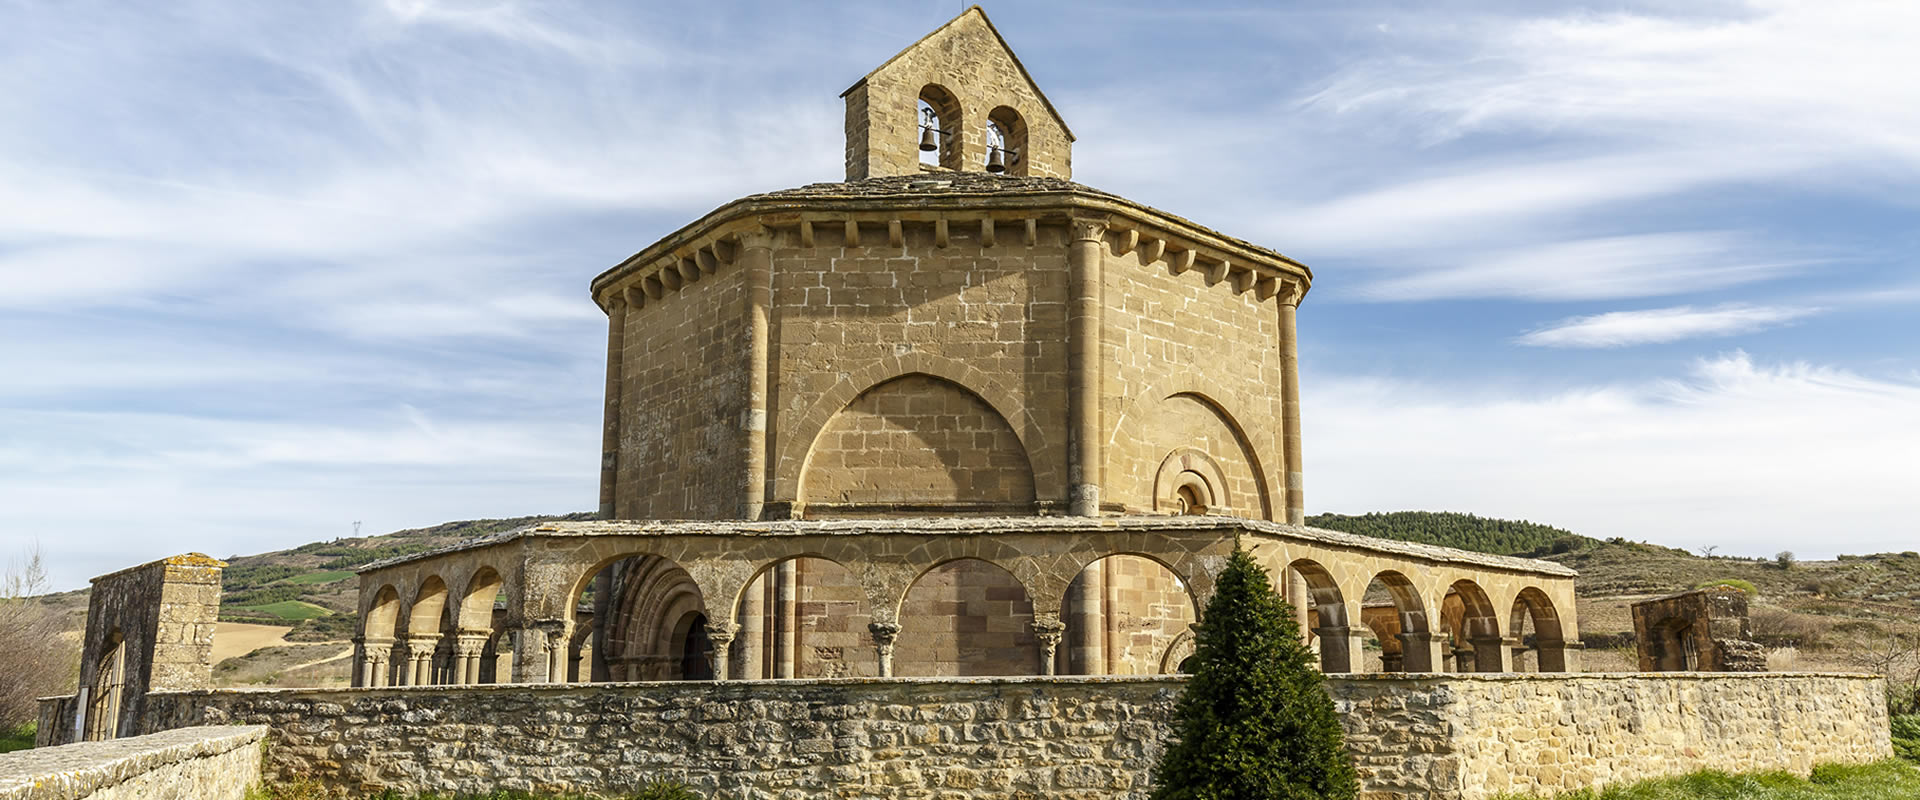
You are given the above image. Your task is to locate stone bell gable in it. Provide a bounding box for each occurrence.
[842,6,1074,180]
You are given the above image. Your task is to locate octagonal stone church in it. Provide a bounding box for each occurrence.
[348,7,1580,689]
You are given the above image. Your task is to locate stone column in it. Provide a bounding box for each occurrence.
[599,293,627,518]
[1031,617,1066,676]
[706,621,737,681]
[1067,218,1106,516]
[509,624,553,683]
[1471,635,1512,672]
[590,570,613,682]
[540,621,570,683]
[738,573,766,680]
[1397,631,1442,673]
[774,560,798,679]
[401,636,440,685]
[1312,626,1360,673]
[739,228,776,521]
[1278,284,1306,524]
[1068,560,1104,675]
[454,632,489,685]
[869,621,901,678]
[355,638,390,687]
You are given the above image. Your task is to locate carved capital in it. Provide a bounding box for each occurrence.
[868,621,902,646]
[1280,279,1307,307]
[705,620,739,646]
[1069,218,1107,244]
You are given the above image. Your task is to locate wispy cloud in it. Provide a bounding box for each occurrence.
[1356,232,1803,302]
[1517,304,1821,348]
[1308,352,1920,558]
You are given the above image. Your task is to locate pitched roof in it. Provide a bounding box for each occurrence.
[839,6,1076,142]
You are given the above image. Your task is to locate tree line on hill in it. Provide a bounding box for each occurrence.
[1307,511,1595,558]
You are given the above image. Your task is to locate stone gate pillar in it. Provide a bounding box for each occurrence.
[55,554,224,746]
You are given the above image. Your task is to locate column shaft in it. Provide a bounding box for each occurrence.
[740,230,775,520]
[1067,220,1106,516]
[1278,293,1305,524]
[1069,561,1104,674]
[598,295,627,518]
[739,573,767,680]
[774,560,798,678]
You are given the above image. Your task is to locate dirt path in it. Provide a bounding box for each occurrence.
[211,622,294,663]
[280,645,354,675]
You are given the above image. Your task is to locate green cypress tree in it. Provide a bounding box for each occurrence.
[1150,547,1358,800]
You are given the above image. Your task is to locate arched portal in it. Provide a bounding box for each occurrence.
[1062,554,1197,675]
[1510,587,1568,672]
[732,556,875,679]
[1443,580,1506,672]
[575,554,710,682]
[895,558,1038,676]
[1287,559,1353,673]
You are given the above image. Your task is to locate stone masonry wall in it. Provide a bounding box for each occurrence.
[120,673,1889,800]
[0,725,263,800]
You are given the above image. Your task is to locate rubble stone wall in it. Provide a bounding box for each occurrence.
[120,673,1889,800]
[0,725,263,800]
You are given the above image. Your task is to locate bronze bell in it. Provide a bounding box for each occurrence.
[919,126,939,152]
[986,147,1006,173]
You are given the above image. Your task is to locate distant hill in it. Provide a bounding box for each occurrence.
[217,513,594,640]
[1308,511,1594,557]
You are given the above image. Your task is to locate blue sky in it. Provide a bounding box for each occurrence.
[3,0,1916,590]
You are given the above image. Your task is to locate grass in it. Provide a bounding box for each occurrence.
[1495,760,1920,800]
[0,723,34,753]
[282,571,355,586]
[242,600,334,621]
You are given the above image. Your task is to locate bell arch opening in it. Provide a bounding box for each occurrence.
[917,84,964,170]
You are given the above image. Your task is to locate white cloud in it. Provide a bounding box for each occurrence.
[1356,231,1802,302]
[1307,352,1920,559]
[1517,304,1820,348]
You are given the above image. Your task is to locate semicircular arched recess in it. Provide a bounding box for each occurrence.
[1114,391,1271,519]
[580,554,709,682]
[800,373,1036,516]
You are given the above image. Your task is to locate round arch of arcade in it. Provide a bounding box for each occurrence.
[351,526,1576,685]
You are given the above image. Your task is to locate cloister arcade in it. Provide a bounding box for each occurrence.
[350,517,1581,687]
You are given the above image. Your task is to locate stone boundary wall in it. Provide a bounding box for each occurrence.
[0,725,263,800]
[105,674,1886,800]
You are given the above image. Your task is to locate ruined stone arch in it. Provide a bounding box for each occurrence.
[407,576,450,638]
[797,371,1037,516]
[1288,558,1354,672]
[1357,570,1436,673]
[457,567,504,632]
[779,352,1056,508]
[1444,579,1506,672]
[363,584,401,640]
[1509,586,1569,672]
[84,630,126,741]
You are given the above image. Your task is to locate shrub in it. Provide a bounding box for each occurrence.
[1150,548,1357,800]
[1776,551,1796,570]
[1894,715,1920,764]
[1,546,73,733]
[1695,578,1757,598]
